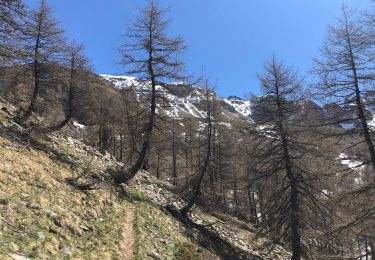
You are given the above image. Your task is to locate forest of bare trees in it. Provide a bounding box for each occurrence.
[2,0,375,259]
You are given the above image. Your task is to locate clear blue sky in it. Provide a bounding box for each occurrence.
[24,0,371,97]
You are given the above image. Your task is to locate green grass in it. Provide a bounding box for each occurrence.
[0,118,219,259]
[134,206,142,260]
[134,202,217,260]
[0,134,130,259]
[124,188,153,204]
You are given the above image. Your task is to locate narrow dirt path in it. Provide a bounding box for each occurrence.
[121,206,136,260]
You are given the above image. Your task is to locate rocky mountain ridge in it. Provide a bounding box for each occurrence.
[100,74,375,130]
[101,74,252,122]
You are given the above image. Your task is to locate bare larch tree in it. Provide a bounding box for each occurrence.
[180,84,213,217]
[40,41,91,132]
[0,0,25,66]
[257,57,303,260]
[18,0,65,122]
[313,5,375,171]
[115,0,185,184]
[254,56,333,259]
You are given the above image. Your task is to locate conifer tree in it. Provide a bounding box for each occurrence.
[313,5,375,171]
[18,0,66,122]
[255,56,332,259]
[116,0,185,183]
[0,0,24,67]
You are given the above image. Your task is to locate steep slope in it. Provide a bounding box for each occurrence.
[126,171,290,259]
[0,99,290,260]
[0,103,218,259]
[0,122,127,258]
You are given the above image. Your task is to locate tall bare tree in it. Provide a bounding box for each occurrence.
[18,0,66,122]
[115,0,185,184]
[257,57,303,259]
[313,5,375,171]
[254,57,334,259]
[0,0,25,66]
[313,5,375,257]
[180,84,213,217]
[40,41,91,132]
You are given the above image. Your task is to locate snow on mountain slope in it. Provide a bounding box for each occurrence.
[366,103,375,130]
[101,75,203,118]
[337,153,366,186]
[100,75,252,122]
[223,96,252,118]
[101,74,138,89]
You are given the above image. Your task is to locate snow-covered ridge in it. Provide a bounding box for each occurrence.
[100,74,209,119]
[223,96,252,118]
[100,75,138,89]
[100,74,252,121]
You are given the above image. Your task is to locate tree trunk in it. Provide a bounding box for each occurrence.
[22,16,42,122]
[156,154,160,179]
[343,18,375,171]
[172,123,177,185]
[276,84,301,260]
[115,67,157,184]
[23,60,40,121]
[119,134,124,161]
[248,185,258,224]
[180,90,212,217]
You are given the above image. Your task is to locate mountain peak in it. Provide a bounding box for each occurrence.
[227,95,244,101]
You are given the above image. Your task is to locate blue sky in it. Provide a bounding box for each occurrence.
[24,0,372,97]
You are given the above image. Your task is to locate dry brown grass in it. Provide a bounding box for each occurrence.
[0,133,130,259]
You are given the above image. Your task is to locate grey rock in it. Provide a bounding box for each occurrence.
[61,247,72,255]
[147,251,161,259]
[37,231,45,241]
[9,254,29,260]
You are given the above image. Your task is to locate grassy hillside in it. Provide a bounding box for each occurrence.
[0,104,221,259]
[0,101,290,259]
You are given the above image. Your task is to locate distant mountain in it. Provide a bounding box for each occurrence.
[101,75,375,131]
[101,75,252,123]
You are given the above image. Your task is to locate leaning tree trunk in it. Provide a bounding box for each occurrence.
[38,71,75,133]
[22,57,40,122]
[180,130,211,216]
[180,91,212,217]
[115,64,157,184]
[22,18,42,123]
[348,44,375,171]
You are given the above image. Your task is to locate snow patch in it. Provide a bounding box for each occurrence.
[337,153,365,185]
[223,97,251,118]
[73,121,85,129]
[338,153,365,171]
